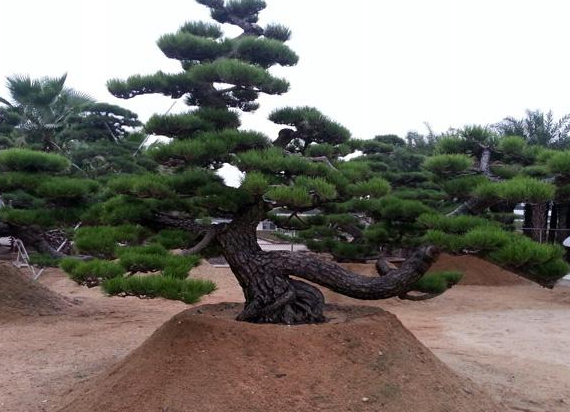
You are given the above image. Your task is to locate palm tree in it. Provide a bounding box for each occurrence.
[494,109,570,148]
[0,74,94,151]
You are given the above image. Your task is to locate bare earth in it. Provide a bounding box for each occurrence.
[0,261,569,412]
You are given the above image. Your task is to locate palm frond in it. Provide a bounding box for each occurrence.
[0,96,13,107]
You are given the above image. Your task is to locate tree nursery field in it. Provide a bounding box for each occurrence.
[1,0,570,411]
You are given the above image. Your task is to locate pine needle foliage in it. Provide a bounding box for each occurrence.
[102,276,215,304]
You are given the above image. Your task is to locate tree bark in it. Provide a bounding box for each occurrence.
[523,203,533,238]
[201,203,440,324]
[548,202,558,243]
[154,203,441,325]
[531,202,548,243]
[555,203,570,243]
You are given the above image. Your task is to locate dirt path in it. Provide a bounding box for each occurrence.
[0,263,569,412]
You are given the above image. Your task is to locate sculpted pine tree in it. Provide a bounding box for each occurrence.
[0,149,98,255]
[103,0,452,324]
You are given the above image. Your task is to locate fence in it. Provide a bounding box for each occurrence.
[519,227,570,244]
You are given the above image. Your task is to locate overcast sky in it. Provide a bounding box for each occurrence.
[1,0,570,140]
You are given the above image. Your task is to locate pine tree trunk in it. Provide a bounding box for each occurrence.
[215,204,326,324]
[523,203,533,237]
[555,203,570,243]
[531,202,548,243]
[156,205,441,325]
[548,202,558,243]
[211,204,439,324]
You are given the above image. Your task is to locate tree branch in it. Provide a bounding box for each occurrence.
[266,245,441,300]
[153,212,209,234]
[183,225,221,255]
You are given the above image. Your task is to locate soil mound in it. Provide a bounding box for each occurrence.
[0,263,73,321]
[430,254,530,286]
[58,303,504,412]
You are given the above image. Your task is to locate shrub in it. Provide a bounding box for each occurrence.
[266,186,312,208]
[163,255,202,279]
[377,196,432,220]
[522,165,549,178]
[462,227,511,251]
[496,178,555,203]
[119,252,169,273]
[64,259,125,285]
[108,174,174,198]
[0,172,39,192]
[60,257,82,273]
[102,275,216,304]
[442,175,488,198]
[529,259,570,284]
[490,236,564,268]
[74,225,148,258]
[418,213,496,234]
[0,149,70,172]
[498,136,527,157]
[37,178,98,201]
[28,253,61,268]
[150,229,197,250]
[490,164,521,180]
[423,230,463,252]
[435,137,470,155]
[348,177,391,198]
[240,172,269,196]
[474,178,556,203]
[118,244,169,273]
[99,196,154,224]
[0,208,56,227]
[423,154,473,176]
[547,151,570,175]
[412,271,463,294]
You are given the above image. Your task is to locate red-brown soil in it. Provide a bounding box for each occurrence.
[1,259,569,412]
[429,254,530,286]
[0,263,73,322]
[57,303,504,412]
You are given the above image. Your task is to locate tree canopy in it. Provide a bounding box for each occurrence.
[2,0,569,326]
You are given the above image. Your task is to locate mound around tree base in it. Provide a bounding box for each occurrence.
[430,254,531,286]
[58,303,505,412]
[0,263,73,321]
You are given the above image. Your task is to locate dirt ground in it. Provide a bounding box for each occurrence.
[0,260,569,412]
[57,304,503,412]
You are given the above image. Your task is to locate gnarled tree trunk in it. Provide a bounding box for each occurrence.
[157,205,441,325]
[209,204,440,324]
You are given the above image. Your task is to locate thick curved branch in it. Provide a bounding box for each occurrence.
[153,212,209,233]
[183,225,221,255]
[273,128,296,148]
[447,196,497,217]
[375,258,393,276]
[268,245,441,300]
[336,222,364,242]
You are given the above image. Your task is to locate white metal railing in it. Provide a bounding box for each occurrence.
[12,239,44,280]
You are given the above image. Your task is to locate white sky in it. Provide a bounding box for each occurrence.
[1,0,570,140]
